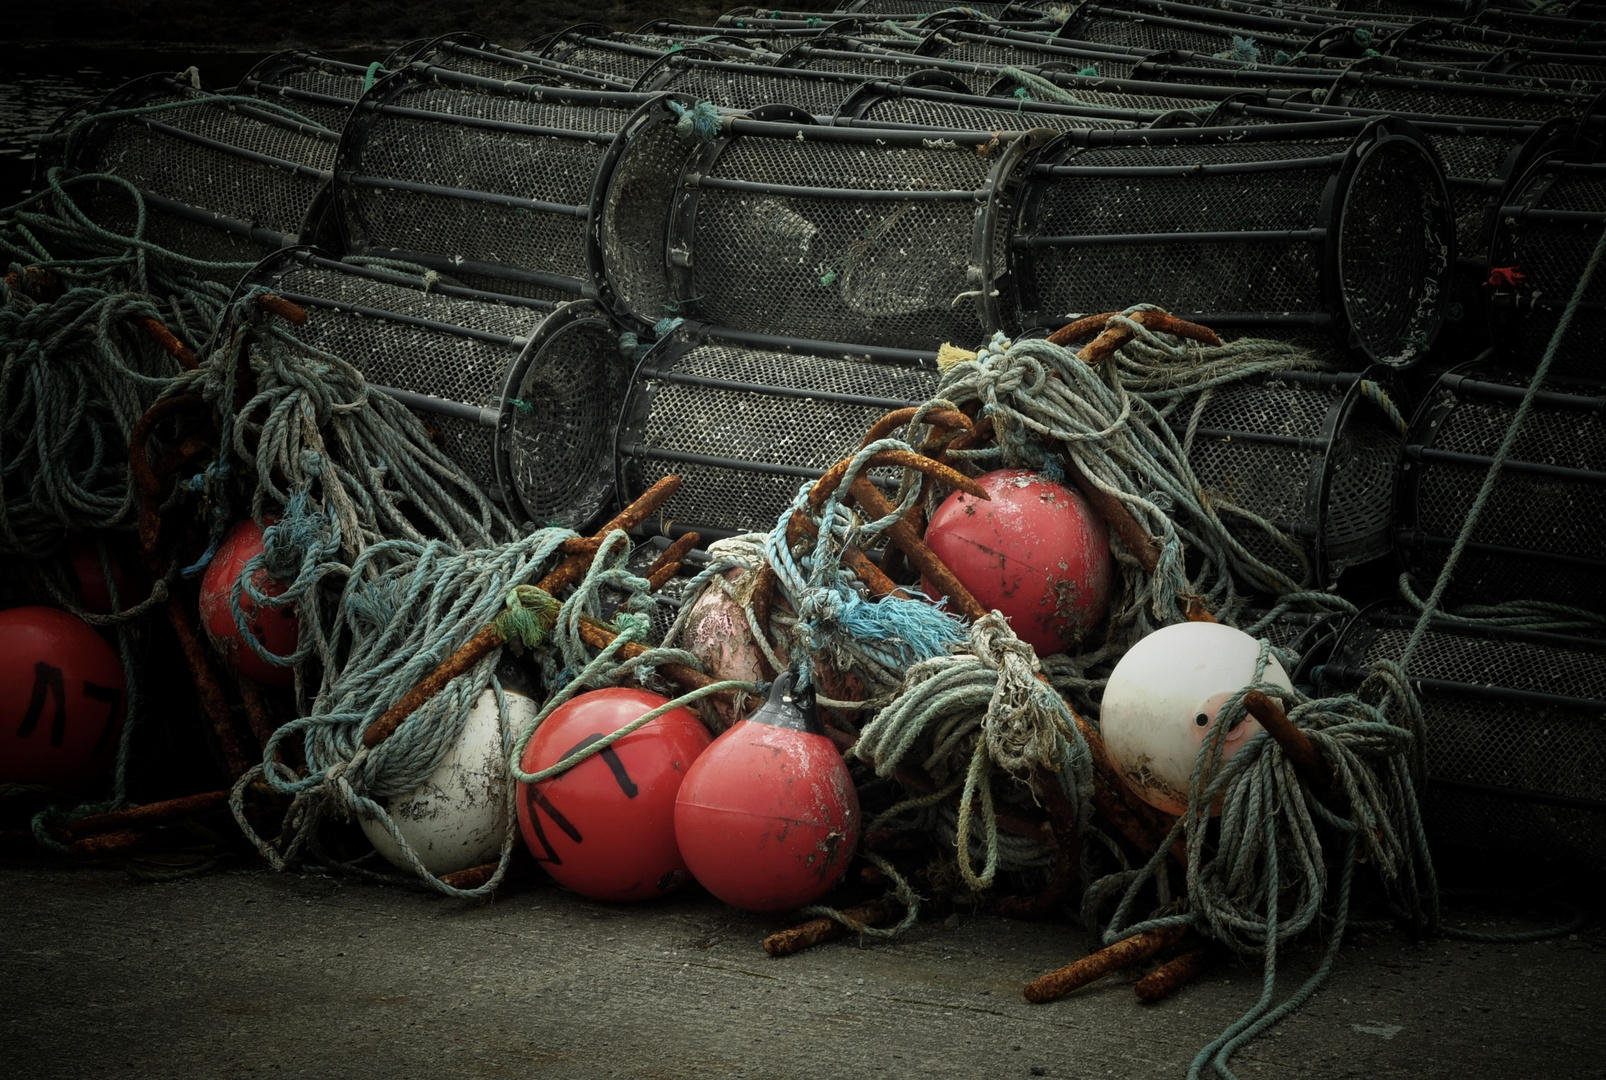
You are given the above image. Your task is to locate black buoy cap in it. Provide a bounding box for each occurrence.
[747,670,824,735]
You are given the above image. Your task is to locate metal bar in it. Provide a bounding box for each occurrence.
[95,182,294,249]
[639,367,923,410]
[344,173,590,218]
[360,99,622,144]
[370,384,501,427]
[1191,427,1329,454]
[1393,530,1606,571]
[1321,662,1606,713]
[352,246,588,298]
[130,115,334,181]
[687,174,984,201]
[1439,374,1605,413]
[1037,154,1348,179]
[272,292,528,349]
[1016,228,1326,248]
[300,253,561,312]
[1402,445,1606,484]
[678,323,936,365]
[620,444,828,479]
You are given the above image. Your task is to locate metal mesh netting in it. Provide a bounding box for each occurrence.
[991,76,1227,113]
[1329,70,1590,121]
[405,35,630,90]
[841,84,1142,132]
[637,55,872,115]
[617,336,941,535]
[842,0,1036,14]
[336,71,648,302]
[1326,614,1606,862]
[1013,121,1451,365]
[1178,369,1402,585]
[598,106,1033,351]
[1059,6,1314,55]
[1490,156,1606,384]
[237,52,368,134]
[1398,372,1606,611]
[780,42,1004,92]
[71,76,335,273]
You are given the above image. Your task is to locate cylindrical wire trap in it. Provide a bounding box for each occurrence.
[236,52,371,134]
[834,71,1151,132]
[1322,608,1606,863]
[615,323,941,539]
[534,23,778,84]
[59,73,337,275]
[1010,118,1455,366]
[1175,367,1407,588]
[1394,366,1606,612]
[633,51,877,117]
[1487,148,1606,385]
[591,98,1047,352]
[396,33,629,89]
[333,64,655,302]
[241,249,629,530]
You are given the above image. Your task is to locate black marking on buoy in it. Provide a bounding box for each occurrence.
[83,682,121,757]
[17,663,67,746]
[565,734,639,798]
[525,786,583,864]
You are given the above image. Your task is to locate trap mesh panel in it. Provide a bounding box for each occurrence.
[617,328,941,535]
[67,75,335,275]
[1326,68,1590,122]
[1175,368,1404,585]
[987,71,1231,114]
[251,251,627,528]
[837,79,1145,131]
[635,54,872,116]
[1058,5,1315,55]
[1494,55,1606,83]
[778,40,1005,92]
[596,102,1039,351]
[843,0,1033,14]
[1396,369,1606,611]
[1324,612,1606,862]
[913,22,1149,80]
[237,52,368,135]
[404,34,630,90]
[1488,154,1606,384]
[336,67,652,302]
[1012,119,1453,365]
[540,28,773,83]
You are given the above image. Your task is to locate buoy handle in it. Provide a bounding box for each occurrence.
[747,671,823,735]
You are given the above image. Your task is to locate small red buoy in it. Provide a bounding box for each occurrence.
[67,534,148,616]
[198,519,298,686]
[923,468,1113,656]
[515,687,712,903]
[0,606,127,792]
[674,673,860,913]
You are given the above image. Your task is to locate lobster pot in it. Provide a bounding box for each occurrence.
[400,35,629,89]
[65,74,334,273]
[775,39,1006,93]
[1493,53,1606,84]
[1012,119,1454,365]
[1175,368,1405,586]
[1057,3,1325,58]
[1396,369,1606,611]
[635,53,873,116]
[536,25,773,84]
[335,66,653,302]
[836,73,1145,132]
[1323,612,1606,863]
[835,0,1040,16]
[1323,67,1590,123]
[986,70,1240,115]
[1129,51,1354,92]
[237,52,369,134]
[247,251,628,528]
[617,326,941,537]
[1489,153,1606,385]
[594,100,1042,351]
[910,22,1148,80]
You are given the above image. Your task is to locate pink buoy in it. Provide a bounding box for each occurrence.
[682,568,786,729]
[198,519,299,686]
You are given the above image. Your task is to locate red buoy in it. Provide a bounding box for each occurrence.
[674,673,860,913]
[515,687,712,903]
[198,519,298,686]
[0,606,126,792]
[923,468,1113,656]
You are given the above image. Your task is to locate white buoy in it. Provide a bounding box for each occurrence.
[1100,622,1294,816]
[361,687,534,875]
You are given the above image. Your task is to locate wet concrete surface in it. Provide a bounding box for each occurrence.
[2,862,1602,1079]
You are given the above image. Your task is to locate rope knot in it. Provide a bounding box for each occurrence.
[970,613,1067,776]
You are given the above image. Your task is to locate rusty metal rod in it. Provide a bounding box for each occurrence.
[1024,924,1189,1003]
[763,900,892,957]
[849,478,987,622]
[1244,690,1337,800]
[135,316,199,369]
[62,790,231,841]
[646,532,700,591]
[256,293,308,325]
[1135,940,1223,1003]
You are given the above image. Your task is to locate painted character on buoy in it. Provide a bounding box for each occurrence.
[0,606,126,792]
[515,687,712,903]
[924,468,1113,656]
[362,687,534,876]
[1099,621,1294,817]
[199,518,299,686]
[674,672,860,913]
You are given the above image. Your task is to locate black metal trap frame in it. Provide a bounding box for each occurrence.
[1321,608,1606,864]
[1395,366,1606,613]
[1010,118,1455,366]
[396,33,634,90]
[1320,63,1595,123]
[1487,148,1606,386]
[1173,367,1408,587]
[591,98,1047,352]
[834,71,1153,132]
[236,52,372,135]
[633,51,878,118]
[333,64,656,303]
[906,21,1156,81]
[532,24,779,86]
[773,36,1013,92]
[1055,2,1345,59]
[615,326,942,540]
[243,250,629,530]
[60,73,337,276]
[832,0,1050,17]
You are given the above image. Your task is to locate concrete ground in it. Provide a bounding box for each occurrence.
[2,860,1601,1080]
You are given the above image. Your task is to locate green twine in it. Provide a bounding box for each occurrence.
[666,99,725,142]
[494,584,564,650]
[362,62,383,94]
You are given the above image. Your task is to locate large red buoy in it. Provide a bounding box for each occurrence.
[516,687,712,903]
[199,518,298,686]
[923,468,1113,656]
[674,673,860,913]
[0,606,127,792]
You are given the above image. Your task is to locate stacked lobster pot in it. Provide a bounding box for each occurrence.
[400,33,631,89]
[834,72,1157,132]
[235,52,373,134]
[1321,609,1606,863]
[532,23,780,85]
[1395,366,1606,613]
[333,63,655,300]
[244,250,628,530]
[58,73,337,277]
[635,51,879,118]
[593,99,1045,536]
[905,20,1159,81]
